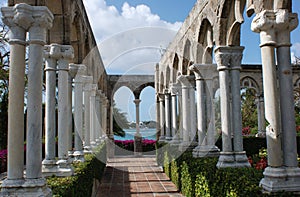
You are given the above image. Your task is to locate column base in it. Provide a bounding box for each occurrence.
[234,151,251,167]
[178,141,196,152]
[134,135,143,156]
[216,151,250,168]
[42,159,59,177]
[84,146,92,154]
[73,150,85,162]
[158,136,166,142]
[260,167,300,194]
[192,145,220,158]
[1,178,51,197]
[255,131,266,138]
[165,136,172,141]
[56,159,73,177]
[68,151,75,163]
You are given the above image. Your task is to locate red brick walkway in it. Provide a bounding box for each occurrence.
[95,156,183,197]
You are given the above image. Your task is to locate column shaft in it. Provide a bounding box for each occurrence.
[171,94,177,138]
[231,69,243,152]
[74,78,84,151]
[44,56,57,161]
[277,30,298,167]
[196,79,206,146]
[219,69,232,152]
[165,93,171,140]
[189,87,197,142]
[6,27,26,180]
[57,59,70,160]
[159,96,165,141]
[67,75,73,152]
[26,28,47,179]
[261,44,283,167]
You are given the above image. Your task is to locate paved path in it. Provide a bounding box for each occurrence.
[95,156,183,197]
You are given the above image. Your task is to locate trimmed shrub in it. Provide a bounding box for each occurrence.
[47,143,107,196]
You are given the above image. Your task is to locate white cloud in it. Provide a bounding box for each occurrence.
[292,42,300,63]
[83,0,182,74]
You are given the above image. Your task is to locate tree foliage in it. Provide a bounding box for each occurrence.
[0,19,9,149]
[112,102,129,137]
[241,88,257,130]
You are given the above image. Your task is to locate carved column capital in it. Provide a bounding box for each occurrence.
[189,64,217,80]
[214,47,231,71]
[170,83,180,96]
[177,75,193,88]
[1,3,34,31]
[69,64,80,79]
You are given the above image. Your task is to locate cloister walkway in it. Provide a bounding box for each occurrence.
[95,156,183,197]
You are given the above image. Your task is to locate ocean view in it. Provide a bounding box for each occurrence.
[114,128,157,140]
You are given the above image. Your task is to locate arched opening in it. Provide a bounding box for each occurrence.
[172,54,179,83]
[113,86,135,140]
[182,39,191,75]
[140,86,156,140]
[240,77,260,136]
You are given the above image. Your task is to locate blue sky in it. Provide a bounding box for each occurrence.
[83,0,300,123]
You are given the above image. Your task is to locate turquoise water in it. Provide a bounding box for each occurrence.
[114,128,157,140]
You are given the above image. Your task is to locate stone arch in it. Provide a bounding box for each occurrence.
[198,19,214,64]
[171,54,179,83]
[159,71,164,93]
[240,76,260,94]
[133,82,155,99]
[165,66,171,89]
[217,0,245,46]
[182,39,191,75]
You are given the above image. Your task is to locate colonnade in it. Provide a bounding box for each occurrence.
[1,3,109,196]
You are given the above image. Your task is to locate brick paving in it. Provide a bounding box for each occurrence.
[95,156,183,197]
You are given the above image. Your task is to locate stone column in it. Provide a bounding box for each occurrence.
[56,45,74,176]
[231,48,249,167]
[178,88,183,142]
[95,91,102,144]
[1,4,54,196]
[26,7,53,184]
[134,99,142,156]
[83,76,93,153]
[252,8,300,192]
[177,75,192,151]
[90,84,98,148]
[73,65,87,162]
[42,45,58,174]
[170,83,180,143]
[190,64,220,158]
[158,93,166,142]
[164,90,172,140]
[188,76,197,145]
[215,46,249,168]
[67,64,79,158]
[1,3,29,190]
[255,95,266,137]
[155,95,161,141]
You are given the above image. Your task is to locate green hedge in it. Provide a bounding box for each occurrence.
[160,150,263,197]
[47,143,107,197]
[158,145,300,197]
